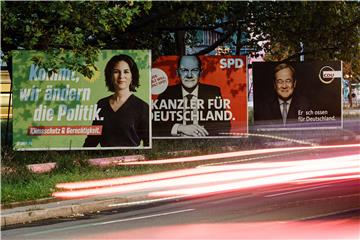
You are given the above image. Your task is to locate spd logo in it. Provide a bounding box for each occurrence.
[219,58,244,69]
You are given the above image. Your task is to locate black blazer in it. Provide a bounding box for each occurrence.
[153,83,231,137]
[83,95,149,147]
[254,94,309,127]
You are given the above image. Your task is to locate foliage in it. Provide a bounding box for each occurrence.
[1,1,152,77]
[252,2,360,80]
[1,1,359,79]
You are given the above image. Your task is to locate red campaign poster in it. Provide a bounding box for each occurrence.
[151,55,248,139]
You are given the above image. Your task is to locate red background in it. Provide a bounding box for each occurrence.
[152,56,248,134]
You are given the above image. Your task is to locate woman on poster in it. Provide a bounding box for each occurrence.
[83,54,149,147]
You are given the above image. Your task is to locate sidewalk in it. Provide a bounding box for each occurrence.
[1,152,189,227]
[1,190,163,227]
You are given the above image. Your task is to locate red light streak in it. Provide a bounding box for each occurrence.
[148,169,359,198]
[55,144,360,191]
[295,174,360,183]
[53,153,359,199]
[56,168,208,190]
[83,221,360,240]
[116,143,360,166]
[51,143,360,240]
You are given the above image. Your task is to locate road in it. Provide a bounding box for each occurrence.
[2,144,360,240]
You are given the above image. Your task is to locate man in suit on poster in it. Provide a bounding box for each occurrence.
[153,55,231,137]
[255,63,308,127]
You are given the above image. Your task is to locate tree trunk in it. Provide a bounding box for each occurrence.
[348,80,353,108]
[5,58,13,146]
[235,26,242,55]
[175,30,186,55]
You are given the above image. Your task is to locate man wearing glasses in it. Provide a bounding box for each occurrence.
[153,55,230,137]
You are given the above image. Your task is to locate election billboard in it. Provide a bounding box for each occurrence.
[152,55,248,138]
[13,50,151,150]
[253,61,342,130]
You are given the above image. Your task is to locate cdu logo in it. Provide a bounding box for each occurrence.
[318,66,342,84]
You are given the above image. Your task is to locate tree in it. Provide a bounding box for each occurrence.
[1,1,152,77]
[250,2,359,80]
[1,1,359,79]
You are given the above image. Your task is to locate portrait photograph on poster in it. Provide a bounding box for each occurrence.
[253,61,342,130]
[151,55,248,139]
[12,50,151,150]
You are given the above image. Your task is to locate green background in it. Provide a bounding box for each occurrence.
[13,50,151,150]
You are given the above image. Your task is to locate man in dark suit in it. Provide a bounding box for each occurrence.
[255,63,308,127]
[153,55,231,137]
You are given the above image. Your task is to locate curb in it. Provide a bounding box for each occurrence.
[87,154,145,167]
[1,198,57,210]
[2,154,146,174]
[5,148,243,175]
[1,195,150,227]
[27,162,57,173]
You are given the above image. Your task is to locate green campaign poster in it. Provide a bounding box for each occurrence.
[13,50,151,150]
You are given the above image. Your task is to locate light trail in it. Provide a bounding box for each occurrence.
[147,168,359,198]
[53,153,359,199]
[56,154,355,191]
[81,221,360,240]
[56,168,212,190]
[55,143,360,190]
[116,143,360,166]
[294,174,360,183]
